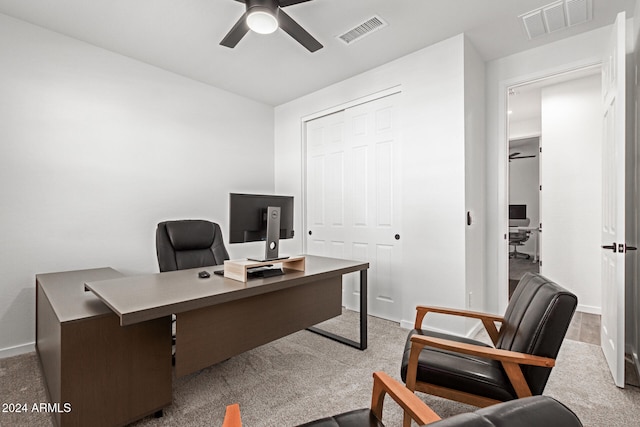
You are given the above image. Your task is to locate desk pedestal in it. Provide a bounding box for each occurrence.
[36,270,172,427]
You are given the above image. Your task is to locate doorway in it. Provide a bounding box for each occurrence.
[506,66,601,304]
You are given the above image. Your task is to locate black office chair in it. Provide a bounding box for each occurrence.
[509,218,531,259]
[156,220,230,363]
[400,272,577,420]
[156,220,230,272]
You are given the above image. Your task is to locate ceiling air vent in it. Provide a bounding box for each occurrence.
[520,0,592,40]
[337,16,388,45]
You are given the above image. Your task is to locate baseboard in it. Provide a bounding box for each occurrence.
[0,342,35,359]
[400,319,483,339]
[400,319,414,330]
[577,304,601,315]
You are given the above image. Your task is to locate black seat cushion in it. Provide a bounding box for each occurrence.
[400,329,517,401]
[401,272,577,401]
[156,220,230,272]
[296,408,384,427]
[429,396,582,427]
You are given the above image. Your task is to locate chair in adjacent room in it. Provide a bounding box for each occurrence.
[509,218,531,259]
[221,371,583,427]
[156,219,230,272]
[400,272,577,423]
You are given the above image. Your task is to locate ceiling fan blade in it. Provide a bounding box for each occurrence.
[516,155,536,159]
[279,0,313,6]
[509,152,521,158]
[278,9,322,52]
[220,12,250,48]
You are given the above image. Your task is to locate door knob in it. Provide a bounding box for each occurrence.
[395,234,400,240]
[308,230,312,235]
[602,243,617,253]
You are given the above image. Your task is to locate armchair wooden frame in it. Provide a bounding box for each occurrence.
[405,306,556,412]
[222,371,443,426]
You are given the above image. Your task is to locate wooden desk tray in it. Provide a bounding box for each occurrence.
[224,256,306,282]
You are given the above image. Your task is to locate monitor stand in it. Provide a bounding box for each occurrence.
[263,205,282,262]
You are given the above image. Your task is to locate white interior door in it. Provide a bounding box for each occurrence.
[601,11,626,388]
[305,94,402,321]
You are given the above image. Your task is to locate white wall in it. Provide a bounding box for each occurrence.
[464,37,487,319]
[539,75,602,313]
[275,35,476,334]
[485,26,611,313]
[0,14,275,356]
[509,118,541,140]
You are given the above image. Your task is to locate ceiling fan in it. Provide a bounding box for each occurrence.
[509,152,536,161]
[220,0,323,52]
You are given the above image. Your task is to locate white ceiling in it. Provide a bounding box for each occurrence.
[0,0,635,106]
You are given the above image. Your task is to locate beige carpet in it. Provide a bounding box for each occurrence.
[1,311,639,426]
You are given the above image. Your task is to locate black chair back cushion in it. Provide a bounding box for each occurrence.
[156,220,230,272]
[496,272,577,395]
[295,396,582,427]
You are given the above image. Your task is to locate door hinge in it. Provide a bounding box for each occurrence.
[539,223,542,231]
[539,185,542,191]
[539,147,542,153]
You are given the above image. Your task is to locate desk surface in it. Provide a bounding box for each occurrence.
[36,267,124,323]
[85,255,368,326]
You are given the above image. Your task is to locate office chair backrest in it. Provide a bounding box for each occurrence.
[496,272,577,395]
[156,220,230,272]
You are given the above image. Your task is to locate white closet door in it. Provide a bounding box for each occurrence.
[305,94,402,321]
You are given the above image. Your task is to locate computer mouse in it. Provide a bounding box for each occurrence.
[198,271,210,279]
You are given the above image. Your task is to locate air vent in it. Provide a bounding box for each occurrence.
[337,16,388,45]
[520,0,592,40]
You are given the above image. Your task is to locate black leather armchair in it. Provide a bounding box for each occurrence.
[401,272,577,413]
[221,371,582,427]
[156,220,229,272]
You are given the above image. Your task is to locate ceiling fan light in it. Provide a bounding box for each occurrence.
[247,9,278,34]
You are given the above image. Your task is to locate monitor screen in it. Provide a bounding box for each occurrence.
[509,204,527,220]
[229,193,294,244]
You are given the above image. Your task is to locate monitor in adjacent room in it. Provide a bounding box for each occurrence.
[509,204,527,220]
[229,193,294,260]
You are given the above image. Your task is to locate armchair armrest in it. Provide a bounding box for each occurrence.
[407,335,555,399]
[409,335,554,367]
[371,371,441,425]
[222,403,241,427]
[414,306,504,346]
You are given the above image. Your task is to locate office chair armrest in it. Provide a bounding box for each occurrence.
[222,403,242,427]
[371,371,442,425]
[407,335,555,399]
[414,306,504,346]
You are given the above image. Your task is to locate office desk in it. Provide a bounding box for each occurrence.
[85,255,369,377]
[37,256,367,426]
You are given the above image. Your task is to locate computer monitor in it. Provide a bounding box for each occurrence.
[509,204,527,220]
[229,193,294,261]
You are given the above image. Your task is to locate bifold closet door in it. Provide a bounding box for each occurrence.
[305,94,402,321]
